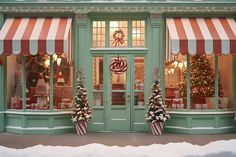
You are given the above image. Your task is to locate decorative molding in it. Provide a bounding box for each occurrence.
[76,13,88,21]
[150,13,162,20]
[0,6,236,14]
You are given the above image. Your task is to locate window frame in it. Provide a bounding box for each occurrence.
[91,18,147,48]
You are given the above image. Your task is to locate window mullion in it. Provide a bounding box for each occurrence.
[106,20,110,48]
[215,56,219,111]
[22,57,26,111]
[49,56,53,112]
[128,19,132,48]
[186,53,190,111]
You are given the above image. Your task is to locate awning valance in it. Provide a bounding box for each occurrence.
[0,17,72,56]
[166,17,236,56]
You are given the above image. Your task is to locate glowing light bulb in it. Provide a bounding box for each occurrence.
[57,57,62,66]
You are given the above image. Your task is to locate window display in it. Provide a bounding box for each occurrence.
[165,54,187,110]
[7,56,23,110]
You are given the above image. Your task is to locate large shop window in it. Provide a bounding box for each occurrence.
[92,20,146,48]
[7,55,73,110]
[165,17,236,111]
[1,17,73,111]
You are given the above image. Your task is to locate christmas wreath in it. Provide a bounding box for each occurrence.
[112,29,125,46]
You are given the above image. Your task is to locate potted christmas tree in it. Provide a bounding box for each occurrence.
[71,69,92,135]
[145,68,170,135]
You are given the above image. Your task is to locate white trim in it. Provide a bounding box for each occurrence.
[111,118,126,121]
[167,111,235,115]
[134,122,145,125]
[93,122,104,125]
[6,126,74,131]
[5,111,72,115]
[90,48,148,51]
[165,126,234,130]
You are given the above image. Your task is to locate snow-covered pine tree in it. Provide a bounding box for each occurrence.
[72,69,92,123]
[145,68,170,123]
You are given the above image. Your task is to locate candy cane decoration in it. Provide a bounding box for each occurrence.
[110,56,127,75]
[110,55,127,83]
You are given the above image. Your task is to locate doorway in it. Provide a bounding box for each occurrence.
[92,55,146,131]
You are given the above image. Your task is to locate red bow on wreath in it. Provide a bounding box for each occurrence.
[112,29,125,47]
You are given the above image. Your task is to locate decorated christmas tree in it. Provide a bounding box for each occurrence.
[178,54,215,97]
[26,55,49,90]
[71,69,92,134]
[145,68,170,123]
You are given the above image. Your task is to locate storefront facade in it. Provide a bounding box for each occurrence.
[0,0,235,134]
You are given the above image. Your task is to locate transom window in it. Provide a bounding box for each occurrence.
[92,21,106,48]
[92,20,146,48]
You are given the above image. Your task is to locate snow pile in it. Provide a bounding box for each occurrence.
[0,140,236,157]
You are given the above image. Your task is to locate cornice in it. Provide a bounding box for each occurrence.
[0,5,236,14]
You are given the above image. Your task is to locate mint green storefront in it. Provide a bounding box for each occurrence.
[0,0,236,134]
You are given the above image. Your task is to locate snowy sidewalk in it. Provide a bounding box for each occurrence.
[0,132,236,148]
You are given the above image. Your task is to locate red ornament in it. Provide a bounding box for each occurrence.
[112,29,125,46]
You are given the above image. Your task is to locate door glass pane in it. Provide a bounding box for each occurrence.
[93,57,104,106]
[134,92,144,106]
[111,92,126,105]
[134,57,145,106]
[134,57,144,90]
[110,56,127,90]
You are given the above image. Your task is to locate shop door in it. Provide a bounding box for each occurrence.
[92,55,146,132]
[107,55,131,131]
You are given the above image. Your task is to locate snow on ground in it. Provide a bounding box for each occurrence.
[0,140,236,157]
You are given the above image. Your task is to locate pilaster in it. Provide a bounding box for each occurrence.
[150,13,165,91]
[0,12,5,132]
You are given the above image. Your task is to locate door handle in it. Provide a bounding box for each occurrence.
[127,95,130,103]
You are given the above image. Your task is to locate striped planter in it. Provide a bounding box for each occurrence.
[150,122,164,136]
[75,121,88,135]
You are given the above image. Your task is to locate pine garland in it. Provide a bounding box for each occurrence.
[145,68,170,123]
[71,69,92,123]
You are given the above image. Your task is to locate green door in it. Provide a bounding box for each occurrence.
[107,55,131,131]
[91,55,146,132]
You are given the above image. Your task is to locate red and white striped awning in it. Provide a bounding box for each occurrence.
[166,17,236,56]
[0,17,72,56]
